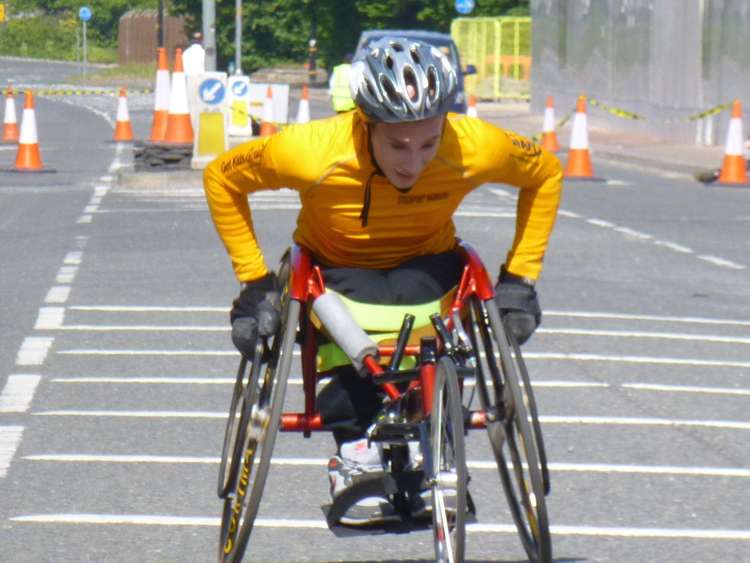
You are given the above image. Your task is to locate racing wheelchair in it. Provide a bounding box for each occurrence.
[217,242,552,563]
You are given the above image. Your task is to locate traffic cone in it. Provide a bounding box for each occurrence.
[259,85,277,136]
[149,47,171,142]
[14,91,45,171]
[715,100,749,186]
[2,84,19,144]
[296,84,310,124]
[163,48,194,144]
[466,94,478,118]
[541,95,560,152]
[564,95,602,181]
[112,87,134,142]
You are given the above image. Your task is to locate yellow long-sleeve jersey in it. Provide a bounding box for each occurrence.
[204,110,563,283]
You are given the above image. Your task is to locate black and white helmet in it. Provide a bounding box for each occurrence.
[349,37,458,123]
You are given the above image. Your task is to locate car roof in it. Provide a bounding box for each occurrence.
[359,29,453,43]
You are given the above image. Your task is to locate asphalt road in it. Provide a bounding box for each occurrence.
[1,58,749,562]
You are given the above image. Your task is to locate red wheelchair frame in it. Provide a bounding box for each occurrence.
[217,241,552,563]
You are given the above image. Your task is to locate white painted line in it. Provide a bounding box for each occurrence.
[58,349,237,357]
[653,240,693,254]
[697,254,746,270]
[44,286,71,304]
[538,327,750,345]
[0,375,42,413]
[76,215,93,224]
[99,175,115,183]
[557,209,581,219]
[16,337,54,366]
[89,197,102,205]
[51,377,236,384]
[586,218,616,228]
[622,383,750,396]
[69,305,227,312]
[63,251,83,265]
[24,455,750,478]
[84,205,99,214]
[75,235,89,249]
[34,410,226,418]
[544,310,750,327]
[34,307,65,330]
[613,227,653,240]
[456,211,514,218]
[56,265,78,284]
[539,415,750,431]
[0,426,24,478]
[10,514,750,539]
[50,324,229,332]
[487,187,513,199]
[605,179,631,186]
[525,352,750,369]
[94,186,109,195]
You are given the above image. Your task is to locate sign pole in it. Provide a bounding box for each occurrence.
[82,20,87,82]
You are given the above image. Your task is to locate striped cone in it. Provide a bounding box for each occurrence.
[149,47,171,142]
[113,87,134,142]
[296,84,310,124]
[466,94,478,118]
[259,85,277,136]
[163,48,194,144]
[564,96,603,181]
[715,100,749,187]
[2,84,19,144]
[541,95,560,152]
[14,91,45,171]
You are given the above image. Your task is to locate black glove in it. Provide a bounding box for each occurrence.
[230,273,281,355]
[494,265,541,345]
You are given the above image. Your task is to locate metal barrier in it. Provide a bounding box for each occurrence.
[451,16,531,101]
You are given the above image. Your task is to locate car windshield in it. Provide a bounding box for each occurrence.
[359,34,461,70]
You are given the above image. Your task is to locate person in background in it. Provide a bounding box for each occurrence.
[183,32,206,77]
[328,53,355,113]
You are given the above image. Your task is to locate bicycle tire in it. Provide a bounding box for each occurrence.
[218,298,300,563]
[471,299,551,562]
[506,327,550,496]
[430,356,468,563]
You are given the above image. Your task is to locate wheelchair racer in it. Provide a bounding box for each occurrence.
[204,37,563,526]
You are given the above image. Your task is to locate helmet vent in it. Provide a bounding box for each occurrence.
[426,66,438,100]
[403,68,418,102]
[385,55,394,69]
[410,46,420,64]
[390,41,404,52]
[380,76,400,104]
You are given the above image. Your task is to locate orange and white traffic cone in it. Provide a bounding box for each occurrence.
[259,85,277,136]
[564,95,602,181]
[466,94,478,118]
[163,48,194,144]
[14,91,46,172]
[2,84,19,144]
[149,47,171,142]
[296,84,310,124]
[112,87,134,142]
[715,99,749,187]
[541,95,560,152]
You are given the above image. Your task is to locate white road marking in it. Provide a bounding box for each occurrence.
[557,210,581,218]
[0,375,41,413]
[586,218,616,228]
[23,454,750,478]
[84,205,99,213]
[69,305,227,312]
[44,286,71,304]
[16,337,54,366]
[46,324,229,332]
[55,265,78,284]
[58,349,237,356]
[75,235,89,249]
[0,426,24,478]
[34,307,65,330]
[77,215,93,224]
[622,383,750,396]
[613,227,653,240]
[605,179,631,186]
[10,514,750,539]
[538,327,750,345]
[63,251,83,265]
[697,254,746,270]
[653,240,694,254]
[34,410,227,418]
[544,310,750,327]
[487,187,513,199]
[525,352,750,369]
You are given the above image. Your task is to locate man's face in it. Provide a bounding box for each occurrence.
[370,115,445,189]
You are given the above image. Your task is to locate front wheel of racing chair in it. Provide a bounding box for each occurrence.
[218,258,300,563]
[429,356,468,563]
[469,298,552,563]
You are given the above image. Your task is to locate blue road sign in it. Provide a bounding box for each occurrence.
[79,6,92,21]
[199,78,225,105]
[455,0,474,15]
[231,80,249,97]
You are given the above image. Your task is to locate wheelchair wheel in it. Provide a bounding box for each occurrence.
[470,299,551,563]
[429,356,467,563]
[218,298,300,563]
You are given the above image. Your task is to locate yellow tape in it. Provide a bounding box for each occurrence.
[1,88,153,96]
[587,97,643,120]
[531,111,572,143]
[687,102,731,122]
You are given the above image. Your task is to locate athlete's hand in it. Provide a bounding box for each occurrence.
[230,273,281,355]
[494,266,541,345]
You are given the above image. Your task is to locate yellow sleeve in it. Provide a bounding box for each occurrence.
[471,120,564,281]
[203,131,300,282]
